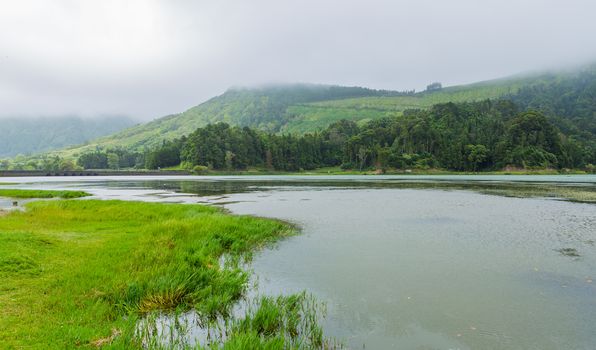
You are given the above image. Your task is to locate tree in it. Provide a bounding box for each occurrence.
[59,159,80,171]
[107,153,120,170]
[225,151,235,170]
[464,144,488,171]
[78,151,108,169]
[357,146,368,171]
[503,111,562,168]
[145,141,181,169]
[426,82,442,91]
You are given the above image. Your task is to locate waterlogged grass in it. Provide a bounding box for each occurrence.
[0,200,331,349]
[369,181,596,203]
[0,188,90,199]
[138,292,336,349]
[218,293,334,349]
[477,184,596,203]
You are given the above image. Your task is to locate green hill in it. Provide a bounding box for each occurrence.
[55,84,398,155]
[52,65,596,159]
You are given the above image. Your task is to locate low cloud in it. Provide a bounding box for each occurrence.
[1,0,596,120]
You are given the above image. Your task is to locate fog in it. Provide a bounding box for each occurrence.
[1,0,595,120]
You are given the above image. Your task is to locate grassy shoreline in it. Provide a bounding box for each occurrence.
[0,189,90,199]
[0,196,331,349]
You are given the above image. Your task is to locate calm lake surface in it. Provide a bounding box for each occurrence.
[2,175,596,349]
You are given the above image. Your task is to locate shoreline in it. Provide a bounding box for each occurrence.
[1,168,593,177]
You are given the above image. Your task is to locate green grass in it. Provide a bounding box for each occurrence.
[0,189,90,199]
[218,293,333,349]
[0,182,16,186]
[0,199,331,349]
[281,105,399,134]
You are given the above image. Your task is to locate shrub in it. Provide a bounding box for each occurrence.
[193,165,209,174]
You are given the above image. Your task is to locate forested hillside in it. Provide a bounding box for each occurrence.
[0,116,136,157]
[510,66,596,142]
[50,65,595,158]
[5,64,596,172]
[62,85,402,153]
[51,78,531,155]
[131,100,593,172]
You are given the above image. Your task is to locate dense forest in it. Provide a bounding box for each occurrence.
[67,99,595,173]
[510,67,596,144]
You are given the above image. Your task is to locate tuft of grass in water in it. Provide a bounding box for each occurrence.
[556,248,581,257]
[0,199,332,349]
[0,188,90,199]
[223,293,334,349]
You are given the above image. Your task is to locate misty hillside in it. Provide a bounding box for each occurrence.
[57,84,399,154]
[0,116,136,157]
[53,65,596,157]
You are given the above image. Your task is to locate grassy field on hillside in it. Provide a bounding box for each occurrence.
[307,79,524,111]
[281,105,399,134]
[0,198,331,349]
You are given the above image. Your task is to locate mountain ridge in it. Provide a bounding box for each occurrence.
[41,64,596,159]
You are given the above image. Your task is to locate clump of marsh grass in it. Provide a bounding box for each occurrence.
[0,188,90,199]
[136,292,340,350]
[556,247,581,257]
[226,292,333,349]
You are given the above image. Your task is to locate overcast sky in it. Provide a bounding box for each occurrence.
[1,0,596,121]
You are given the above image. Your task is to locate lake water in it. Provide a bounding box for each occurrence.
[1,175,596,349]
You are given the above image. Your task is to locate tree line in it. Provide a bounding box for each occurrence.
[106,99,594,172]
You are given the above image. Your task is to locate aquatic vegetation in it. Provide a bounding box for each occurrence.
[0,188,90,199]
[137,293,338,349]
[0,199,331,349]
[556,248,581,257]
[217,293,336,349]
[477,184,596,203]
